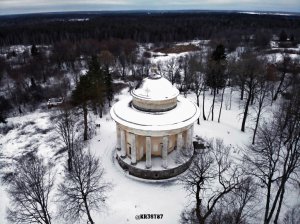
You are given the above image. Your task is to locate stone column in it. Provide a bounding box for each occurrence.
[130,133,137,165]
[162,136,168,168]
[146,136,152,169]
[177,133,183,151]
[186,127,192,150]
[120,129,126,158]
[116,126,121,150]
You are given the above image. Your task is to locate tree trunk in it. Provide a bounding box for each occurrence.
[274,185,285,224]
[264,178,272,224]
[83,104,88,141]
[202,89,207,120]
[195,184,203,224]
[241,89,252,132]
[229,87,233,110]
[41,202,51,224]
[251,92,255,105]
[68,151,72,171]
[197,95,200,125]
[211,88,216,121]
[240,84,244,100]
[83,196,94,224]
[99,104,103,118]
[122,66,125,80]
[273,72,286,101]
[252,104,262,144]
[218,87,225,123]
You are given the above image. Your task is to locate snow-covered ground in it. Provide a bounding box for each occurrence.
[2,85,298,224]
[1,41,300,223]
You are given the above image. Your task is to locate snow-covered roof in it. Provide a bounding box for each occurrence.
[110,96,200,132]
[131,75,179,101]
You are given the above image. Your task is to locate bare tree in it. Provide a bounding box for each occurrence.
[57,143,112,224]
[283,204,300,224]
[165,57,180,85]
[244,85,300,224]
[238,52,265,132]
[252,65,269,144]
[6,154,54,224]
[55,106,76,171]
[272,54,291,101]
[189,54,205,125]
[222,177,259,224]
[179,139,244,224]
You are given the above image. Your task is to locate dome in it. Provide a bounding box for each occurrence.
[132,75,179,100]
[131,75,179,112]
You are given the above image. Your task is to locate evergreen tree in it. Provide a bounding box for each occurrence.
[212,44,226,61]
[31,44,39,56]
[88,56,105,118]
[0,96,12,123]
[104,71,113,107]
[205,44,227,121]
[72,55,106,140]
[279,30,288,42]
[72,75,93,141]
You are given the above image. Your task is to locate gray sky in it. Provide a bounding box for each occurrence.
[0,0,299,15]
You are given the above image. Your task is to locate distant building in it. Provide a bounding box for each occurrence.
[110,72,200,179]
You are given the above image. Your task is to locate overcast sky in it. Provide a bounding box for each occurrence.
[0,0,299,15]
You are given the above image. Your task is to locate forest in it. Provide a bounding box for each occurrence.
[0,11,300,45]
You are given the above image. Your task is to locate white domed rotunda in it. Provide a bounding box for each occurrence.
[110,73,200,179]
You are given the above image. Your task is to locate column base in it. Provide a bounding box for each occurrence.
[116,147,121,151]
[146,164,152,169]
[121,155,126,159]
[131,162,137,166]
[162,162,168,169]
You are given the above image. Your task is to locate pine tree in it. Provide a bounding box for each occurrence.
[279,30,288,42]
[212,44,226,61]
[72,55,106,140]
[88,56,105,118]
[205,44,226,121]
[31,44,39,56]
[72,75,93,141]
[104,71,113,107]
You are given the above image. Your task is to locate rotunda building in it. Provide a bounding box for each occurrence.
[110,73,200,179]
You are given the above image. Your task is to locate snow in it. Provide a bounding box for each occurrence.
[68,18,89,22]
[265,53,300,62]
[151,52,191,64]
[239,11,296,16]
[132,76,179,100]
[1,86,299,223]
[111,96,199,131]
[1,40,300,223]
[89,118,187,224]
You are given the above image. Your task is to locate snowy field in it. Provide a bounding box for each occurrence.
[1,41,300,223]
[2,85,299,224]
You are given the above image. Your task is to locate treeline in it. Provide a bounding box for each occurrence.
[0,12,300,46]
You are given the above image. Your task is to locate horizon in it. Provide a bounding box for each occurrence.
[0,9,300,17]
[0,0,299,16]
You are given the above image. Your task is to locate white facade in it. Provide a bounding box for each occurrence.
[110,74,200,170]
